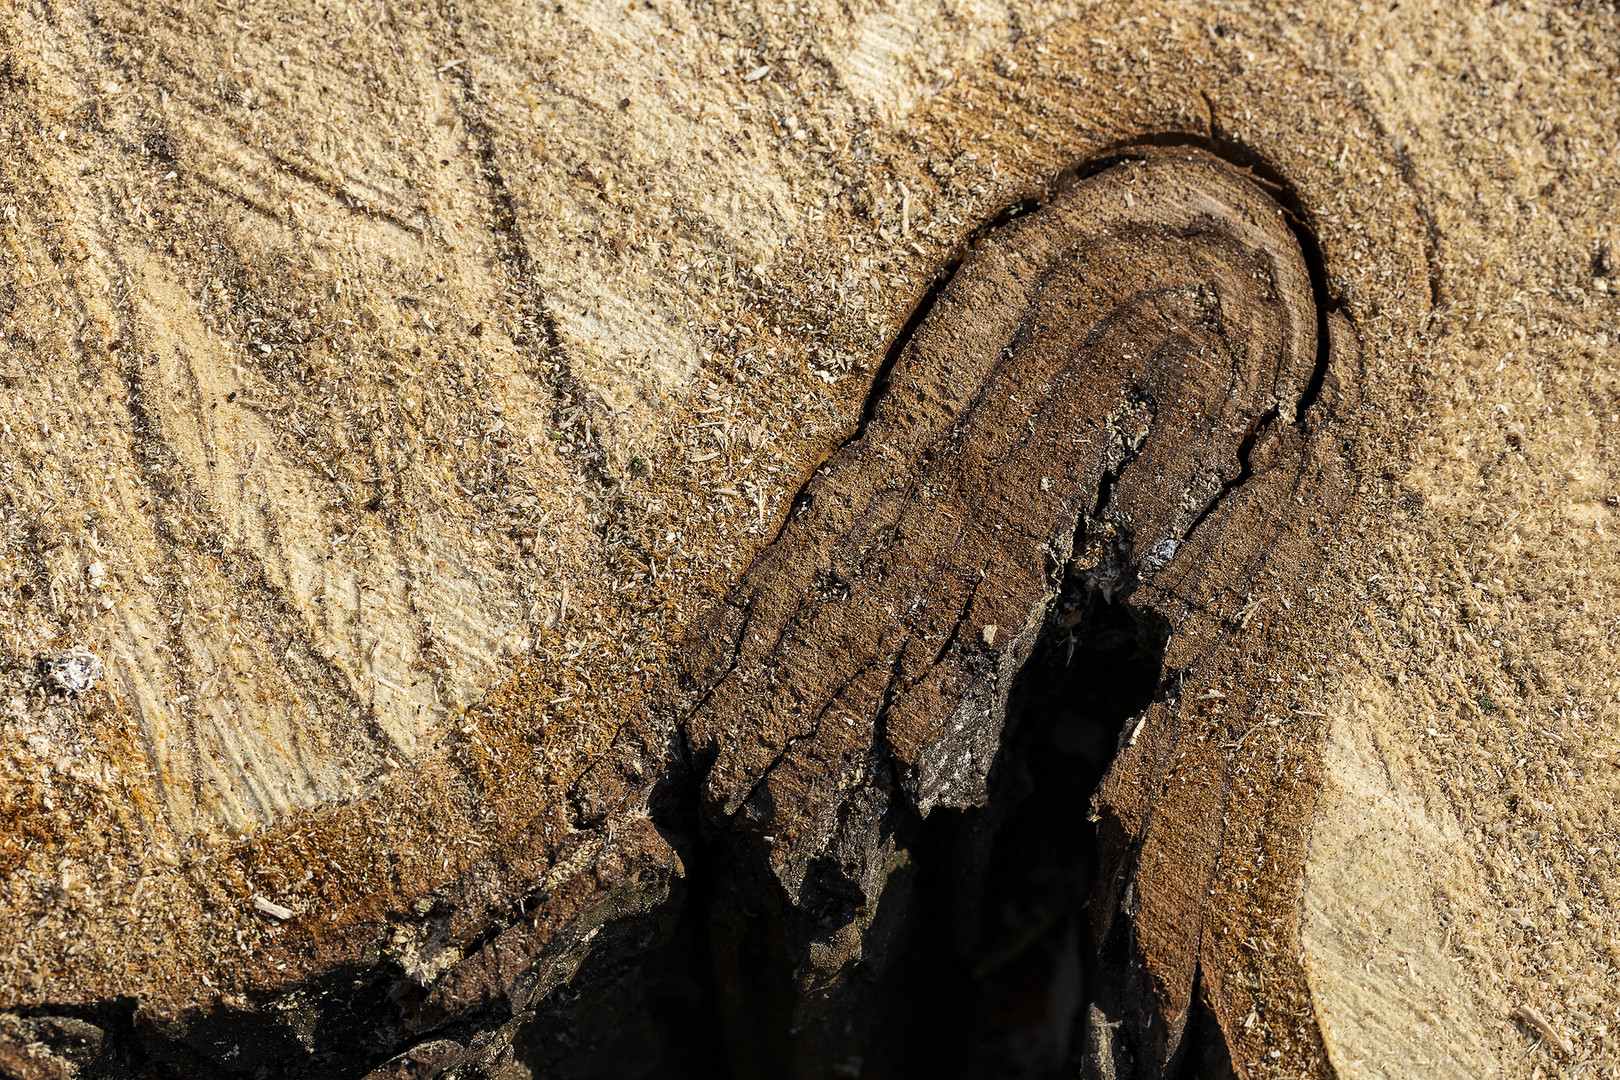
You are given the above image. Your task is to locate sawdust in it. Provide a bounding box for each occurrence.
[0,0,1615,1074]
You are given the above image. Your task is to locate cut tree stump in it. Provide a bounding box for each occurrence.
[0,2,1617,1078]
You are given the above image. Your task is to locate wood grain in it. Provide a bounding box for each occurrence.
[5,0,1615,1075]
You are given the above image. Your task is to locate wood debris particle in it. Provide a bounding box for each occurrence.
[252,896,295,921]
[1512,1005,1573,1056]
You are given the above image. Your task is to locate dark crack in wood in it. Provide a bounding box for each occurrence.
[681,144,1360,1079]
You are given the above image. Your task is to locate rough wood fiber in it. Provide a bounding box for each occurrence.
[683,146,1356,1076]
[0,0,1617,1078]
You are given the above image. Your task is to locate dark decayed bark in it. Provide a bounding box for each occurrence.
[682,145,1358,1079]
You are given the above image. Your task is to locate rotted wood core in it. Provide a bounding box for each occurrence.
[681,143,1358,1078]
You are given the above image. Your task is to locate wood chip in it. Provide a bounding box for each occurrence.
[1512,1005,1573,1056]
[252,896,295,921]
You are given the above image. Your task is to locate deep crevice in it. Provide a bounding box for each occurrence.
[606,581,1184,1080]
[496,757,731,1080]
[860,584,1170,1080]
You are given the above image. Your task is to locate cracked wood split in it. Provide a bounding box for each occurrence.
[683,145,1361,1076]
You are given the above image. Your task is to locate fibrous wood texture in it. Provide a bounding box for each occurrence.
[685,146,1356,1075]
[0,0,1617,1077]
